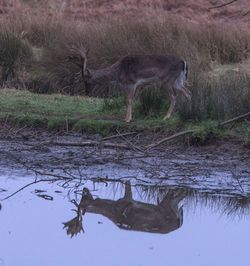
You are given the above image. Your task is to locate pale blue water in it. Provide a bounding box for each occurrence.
[0,176,250,266]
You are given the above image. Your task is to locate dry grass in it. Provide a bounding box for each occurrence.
[1,0,250,25]
[0,13,249,121]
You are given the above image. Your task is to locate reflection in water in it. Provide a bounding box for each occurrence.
[61,180,250,238]
[63,181,185,236]
[63,209,84,237]
[1,176,250,265]
[1,176,250,238]
[0,159,250,266]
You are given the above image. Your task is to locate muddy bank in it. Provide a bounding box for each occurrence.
[0,128,249,196]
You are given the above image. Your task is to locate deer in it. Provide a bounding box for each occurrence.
[70,47,191,122]
[63,182,186,237]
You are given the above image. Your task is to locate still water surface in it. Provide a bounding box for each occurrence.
[0,176,250,266]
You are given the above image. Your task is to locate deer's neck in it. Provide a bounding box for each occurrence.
[89,62,119,84]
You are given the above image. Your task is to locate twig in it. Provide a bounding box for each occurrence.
[115,129,145,153]
[219,112,250,126]
[242,11,250,17]
[209,0,237,10]
[101,131,138,141]
[65,117,69,133]
[146,112,250,150]
[42,140,131,150]
[1,178,62,201]
[145,130,194,150]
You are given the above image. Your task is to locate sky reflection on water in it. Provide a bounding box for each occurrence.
[0,177,250,266]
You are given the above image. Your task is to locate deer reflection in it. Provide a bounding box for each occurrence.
[63,182,186,237]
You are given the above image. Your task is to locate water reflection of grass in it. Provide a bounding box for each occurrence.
[134,184,250,218]
[78,180,250,218]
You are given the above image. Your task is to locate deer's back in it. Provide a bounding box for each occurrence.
[117,54,184,84]
[114,200,181,233]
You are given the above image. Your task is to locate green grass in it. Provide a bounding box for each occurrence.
[0,89,102,117]
[0,89,249,141]
[0,89,179,134]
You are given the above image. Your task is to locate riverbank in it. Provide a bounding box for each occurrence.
[1,89,249,146]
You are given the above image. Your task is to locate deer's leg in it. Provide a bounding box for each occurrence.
[159,189,186,212]
[180,86,191,101]
[125,86,136,123]
[164,88,177,120]
[123,181,132,200]
[184,86,191,97]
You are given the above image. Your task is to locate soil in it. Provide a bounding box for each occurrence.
[0,127,249,197]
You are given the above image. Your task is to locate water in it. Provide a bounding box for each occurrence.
[1,175,250,266]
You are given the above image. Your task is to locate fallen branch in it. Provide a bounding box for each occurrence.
[43,140,131,150]
[219,112,250,126]
[145,130,194,150]
[1,178,62,201]
[209,0,237,10]
[146,112,250,150]
[101,131,137,141]
[115,129,145,153]
[36,112,250,151]
[242,10,250,17]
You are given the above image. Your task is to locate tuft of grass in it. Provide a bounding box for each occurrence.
[41,41,88,95]
[187,120,222,146]
[135,84,168,118]
[73,119,125,135]
[0,29,32,86]
[177,72,250,121]
[101,96,126,115]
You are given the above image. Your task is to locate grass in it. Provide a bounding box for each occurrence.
[0,89,102,117]
[0,89,249,142]
[0,15,249,140]
[0,89,183,134]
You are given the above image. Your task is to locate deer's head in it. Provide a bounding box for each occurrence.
[69,46,92,94]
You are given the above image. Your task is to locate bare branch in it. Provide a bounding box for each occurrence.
[1,178,62,201]
[146,112,250,150]
[242,11,250,17]
[101,131,138,141]
[209,0,238,10]
[41,140,132,150]
[146,130,194,150]
[219,112,250,126]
